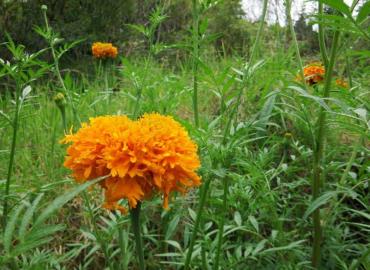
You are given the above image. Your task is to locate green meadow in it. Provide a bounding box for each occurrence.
[0,0,369,269]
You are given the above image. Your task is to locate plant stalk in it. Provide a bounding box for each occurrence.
[130,202,145,270]
[42,8,80,125]
[311,30,340,268]
[192,0,200,127]
[286,0,306,88]
[318,2,329,68]
[2,82,21,229]
[184,175,211,270]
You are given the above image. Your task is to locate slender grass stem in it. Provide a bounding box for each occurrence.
[133,58,150,119]
[222,0,268,143]
[345,53,353,88]
[2,82,21,229]
[130,202,145,270]
[81,192,113,269]
[286,0,306,88]
[192,0,200,127]
[42,7,80,125]
[184,175,211,270]
[339,135,365,186]
[311,30,340,268]
[318,2,329,68]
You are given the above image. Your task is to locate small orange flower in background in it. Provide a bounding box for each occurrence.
[92,42,118,59]
[335,78,349,89]
[296,63,325,85]
[61,113,201,213]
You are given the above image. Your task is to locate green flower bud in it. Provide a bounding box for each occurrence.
[54,92,67,108]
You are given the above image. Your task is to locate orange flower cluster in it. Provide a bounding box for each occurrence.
[62,114,201,213]
[297,63,325,85]
[92,42,118,59]
[335,78,349,89]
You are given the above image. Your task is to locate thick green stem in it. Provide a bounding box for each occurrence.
[311,30,340,268]
[184,176,211,270]
[130,203,145,270]
[192,0,200,127]
[2,83,21,229]
[213,177,228,270]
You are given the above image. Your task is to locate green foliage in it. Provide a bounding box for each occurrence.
[0,1,369,269]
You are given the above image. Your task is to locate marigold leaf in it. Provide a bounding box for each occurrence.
[4,203,26,253]
[304,191,339,219]
[34,176,106,226]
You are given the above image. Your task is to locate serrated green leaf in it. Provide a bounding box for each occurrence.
[34,176,106,226]
[165,240,182,252]
[4,203,26,253]
[252,239,267,256]
[10,237,54,257]
[188,208,197,222]
[259,240,306,255]
[234,211,242,226]
[19,193,44,241]
[165,215,180,240]
[304,191,339,219]
[27,224,65,241]
[249,215,259,233]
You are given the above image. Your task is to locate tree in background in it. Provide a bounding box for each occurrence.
[294,14,319,55]
[207,0,251,56]
[1,0,284,59]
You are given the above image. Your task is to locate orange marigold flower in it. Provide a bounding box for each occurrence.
[335,78,348,89]
[61,113,201,212]
[296,63,325,85]
[92,42,118,59]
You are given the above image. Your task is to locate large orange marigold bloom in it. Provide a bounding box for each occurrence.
[296,63,325,85]
[61,114,201,212]
[92,42,118,59]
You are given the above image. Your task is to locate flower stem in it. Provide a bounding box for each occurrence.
[184,175,211,270]
[130,202,145,270]
[192,0,200,127]
[286,0,306,88]
[2,82,21,229]
[311,30,340,268]
[42,7,80,125]
[318,2,329,68]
